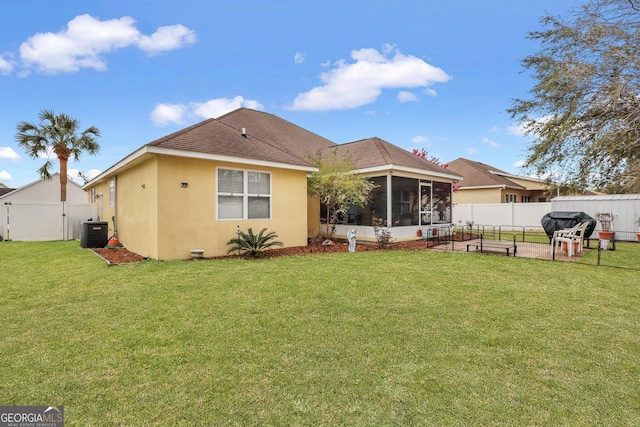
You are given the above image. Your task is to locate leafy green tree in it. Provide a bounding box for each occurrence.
[509,0,640,192]
[226,227,284,258]
[307,149,377,239]
[15,110,101,201]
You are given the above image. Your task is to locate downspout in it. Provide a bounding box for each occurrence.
[386,171,393,227]
[112,175,118,237]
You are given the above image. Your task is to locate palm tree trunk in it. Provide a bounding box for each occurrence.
[59,157,68,202]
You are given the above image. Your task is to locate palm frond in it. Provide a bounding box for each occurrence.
[226,227,284,258]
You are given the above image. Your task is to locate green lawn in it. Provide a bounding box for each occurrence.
[1,241,639,426]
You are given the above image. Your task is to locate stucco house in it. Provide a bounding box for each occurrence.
[83,108,461,260]
[446,158,548,204]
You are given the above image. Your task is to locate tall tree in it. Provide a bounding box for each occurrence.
[15,110,101,201]
[508,0,640,192]
[307,149,377,239]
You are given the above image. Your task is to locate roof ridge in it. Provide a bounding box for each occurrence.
[373,137,393,164]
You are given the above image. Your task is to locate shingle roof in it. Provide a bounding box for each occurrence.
[325,137,462,178]
[147,109,461,176]
[446,158,525,189]
[217,108,337,162]
[0,187,15,197]
[146,117,311,167]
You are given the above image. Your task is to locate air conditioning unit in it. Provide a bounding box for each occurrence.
[80,221,108,248]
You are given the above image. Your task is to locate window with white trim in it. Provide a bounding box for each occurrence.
[217,168,271,220]
[521,195,531,203]
[505,194,517,203]
[108,179,115,208]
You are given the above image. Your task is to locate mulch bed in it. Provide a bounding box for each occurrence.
[91,238,452,264]
[92,247,147,265]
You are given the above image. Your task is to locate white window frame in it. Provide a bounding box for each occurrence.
[216,167,272,220]
[108,179,115,208]
[505,193,517,203]
[521,195,531,203]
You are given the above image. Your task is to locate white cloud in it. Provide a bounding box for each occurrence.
[482,137,501,148]
[513,160,526,169]
[294,52,306,65]
[320,60,331,67]
[37,146,55,160]
[0,170,11,181]
[68,168,101,183]
[424,88,437,97]
[151,96,264,126]
[137,24,196,55]
[398,91,418,103]
[507,123,526,136]
[466,147,478,156]
[411,135,429,144]
[84,169,102,180]
[191,96,264,120]
[18,14,196,74]
[285,45,451,111]
[0,55,15,75]
[0,147,20,161]
[490,125,499,132]
[150,103,189,126]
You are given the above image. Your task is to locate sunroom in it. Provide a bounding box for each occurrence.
[320,138,462,242]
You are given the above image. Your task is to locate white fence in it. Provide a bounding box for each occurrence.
[452,202,552,229]
[0,202,96,241]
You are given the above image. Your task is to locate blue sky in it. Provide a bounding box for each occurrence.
[0,0,578,188]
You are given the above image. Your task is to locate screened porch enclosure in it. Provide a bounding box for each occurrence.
[326,175,452,228]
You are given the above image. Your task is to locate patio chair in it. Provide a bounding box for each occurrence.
[552,221,589,257]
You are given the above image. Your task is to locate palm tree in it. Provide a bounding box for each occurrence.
[15,110,100,202]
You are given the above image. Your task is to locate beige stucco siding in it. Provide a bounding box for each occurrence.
[117,158,159,259]
[507,177,547,191]
[87,180,117,237]
[453,187,547,204]
[149,156,309,260]
[453,188,503,204]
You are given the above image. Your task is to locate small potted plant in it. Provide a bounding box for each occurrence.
[595,212,614,240]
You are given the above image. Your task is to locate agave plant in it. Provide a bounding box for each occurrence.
[226,227,284,258]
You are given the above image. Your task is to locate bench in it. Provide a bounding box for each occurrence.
[466,234,517,256]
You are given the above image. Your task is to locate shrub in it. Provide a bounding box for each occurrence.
[226,227,284,258]
[372,218,394,248]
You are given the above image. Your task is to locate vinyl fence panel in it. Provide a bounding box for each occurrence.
[0,201,96,241]
[452,202,552,229]
[6,202,64,241]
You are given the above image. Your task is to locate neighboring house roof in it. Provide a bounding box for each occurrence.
[446,158,539,190]
[0,188,15,197]
[325,137,463,181]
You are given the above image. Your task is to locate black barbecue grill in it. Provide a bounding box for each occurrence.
[540,211,596,242]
